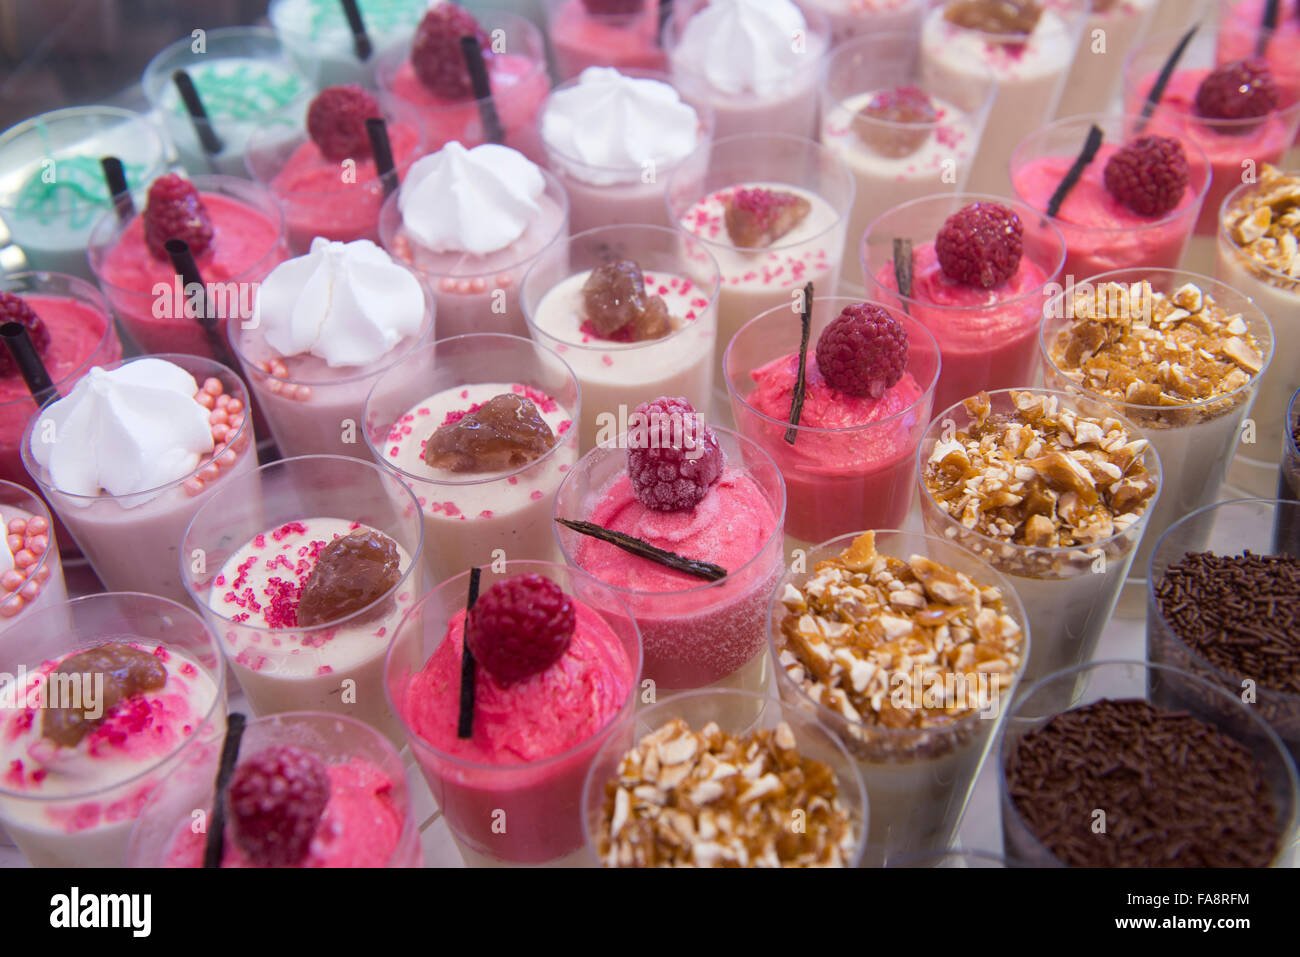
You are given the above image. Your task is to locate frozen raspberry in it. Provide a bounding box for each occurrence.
[1195,59,1278,130]
[1102,135,1189,217]
[815,303,909,399]
[853,86,937,158]
[143,173,213,262]
[582,0,644,12]
[0,292,51,379]
[935,202,1023,288]
[466,574,575,684]
[626,397,723,512]
[306,85,381,161]
[411,5,490,101]
[723,188,812,248]
[227,745,329,867]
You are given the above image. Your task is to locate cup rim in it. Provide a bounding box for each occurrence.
[0,478,60,616]
[1216,168,1300,288]
[141,25,298,106]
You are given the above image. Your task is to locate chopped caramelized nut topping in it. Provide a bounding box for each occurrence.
[1222,164,1300,291]
[598,717,858,867]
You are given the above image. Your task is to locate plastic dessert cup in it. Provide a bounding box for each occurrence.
[1216,4,1300,144]
[771,529,1030,856]
[545,0,669,79]
[1041,268,1274,579]
[663,2,831,142]
[0,480,67,633]
[820,32,995,288]
[0,106,167,280]
[1216,170,1300,495]
[1148,498,1300,765]
[268,0,431,89]
[229,265,435,460]
[0,592,226,868]
[1286,389,1300,506]
[375,11,551,164]
[997,659,1299,867]
[386,561,641,866]
[245,103,428,256]
[668,133,854,388]
[142,27,312,178]
[181,455,424,742]
[539,69,715,234]
[87,174,289,359]
[522,224,721,452]
[863,193,1067,415]
[378,168,569,341]
[363,334,581,586]
[917,389,1163,689]
[0,271,121,490]
[127,710,421,867]
[919,0,1091,197]
[22,354,258,605]
[1054,0,1158,119]
[725,295,940,549]
[801,0,925,44]
[1011,112,1211,279]
[554,425,785,694]
[581,688,870,866]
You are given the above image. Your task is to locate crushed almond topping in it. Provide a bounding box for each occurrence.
[597,718,858,867]
[1222,164,1300,291]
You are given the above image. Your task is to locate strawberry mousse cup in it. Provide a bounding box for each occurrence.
[378,142,570,341]
[0,591,226,867]
[539,68,715,234]
[863,194,1067,415]
[22,354,258,605]
[386,562,641,866]
[1011,113,1211,279]
[0,106,167,280]
[375,8,551,164]
[522,224,722,452]
[268,0,431,89]
[668,133,855,390]
[725,296,941,550]
[0,481,67,633]
[231,239,435,460]
[181,454,424,743]
[363,333,581,586]
[554,414,786,695]
[1216,5,1300,145]
[142,26,313,178]
[87,173,289,359]
[1054,0,1158,119]
[820,31,995,289]
[801,0,926,44]
[545,0,668,79]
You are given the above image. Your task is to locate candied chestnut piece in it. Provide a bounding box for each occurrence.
[297,529,402,627]
[42,642,168,747]
[943,0,1042,34]
[423,394,555,472]
[581,260,673,341]
[853,86,938,158]
[723,187,811,249]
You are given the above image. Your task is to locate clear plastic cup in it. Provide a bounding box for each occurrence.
[181,455,425,743]
[521,223,721,452]
[862,192,1066,414]
[544,0,669,80]
[1284,388,1300,505]
[0,480,67,631]
[998,659,1299,867]
[362,334,581,585]
[385,560,641,866]
[21,354,258,605]
[800,0,926,45]
[0,106,168,280]
[917,388,1161,689]
[0,592,227,867]
[725,295,940,550]
[1053,0,1159,119]
[126,710,422,867]
[770,528,1031,856]
[581,688,869,867]
[268,0,430,89]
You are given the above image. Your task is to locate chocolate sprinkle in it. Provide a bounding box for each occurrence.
[203,711,248,869]
[785,281,814,445]
[457,567,481,740]
[1045,124,1104,218]
[555,518,727,582]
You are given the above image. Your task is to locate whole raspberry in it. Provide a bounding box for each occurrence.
[227,745,329,867]
[1102,135,1189,217]
[466,573,575,684]
[626,397,723,511]
[307,85,381,161]
[582,0,644,12]
[935,202,1023,288]
[143,173,213,262]
[1194,59,1278,129]
[815,303,909,398]
[411,5,490,101]
[0,293,51,379]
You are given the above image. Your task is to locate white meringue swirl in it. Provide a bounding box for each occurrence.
[674,0,811,97]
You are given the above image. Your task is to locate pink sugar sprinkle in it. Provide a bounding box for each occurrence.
[444,502,461,517]
[375,627,387,638]
[272,521,308,542]
[530,490,543,500]
[214,574,225,587]
[316,665,333,676]
[253,533,266,549]
[558,464,569,472]
[390,446,400,457]
[601,355,613,366]
[558,420,572,434]
[181,663,197,677]
[480,509,493,518]
[442,400,484,426]
[690,298,707,308]
[520,385,558,413]
[151,646,170,662]
[459,390,469,399]
[507,476,518,485]
[417,407,431,415]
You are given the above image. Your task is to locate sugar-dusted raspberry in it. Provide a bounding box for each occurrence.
[1102,135,1189,217]
[411,5,490,101]
[935,202,1023,288]
[1195,59,1278,128]
[143,173,213,261]
[306,85,381,161]
[227,745,329,867]
[0,292,50,379]
[815,303,909,398]
[626,397,723,511]
[466,573,575,684]
[854,86,937,158]
[582,0,644,12]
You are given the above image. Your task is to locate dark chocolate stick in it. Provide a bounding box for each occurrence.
[785,281,814,445]
[556,518,727,581]
[365,117,398,199]
[457,567,482,739]
[203,712,247,869]
[100,156,134,223]
[658,0,675,45]
[1045,124,1105,218]
[892,237,913,315]
[165,238,235,368]
[1,322,60,406]
[1255,0,1279,56]
[460,35,505,145]
[1137,25,1198,130]
[340,0,373,61]
[172,69,224,157]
